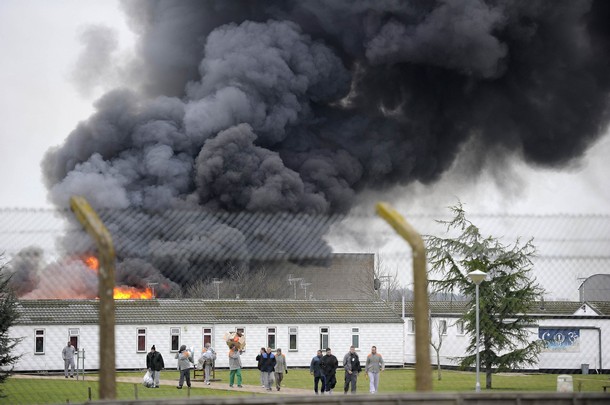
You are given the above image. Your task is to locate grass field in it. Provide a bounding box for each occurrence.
[1,368,608,404]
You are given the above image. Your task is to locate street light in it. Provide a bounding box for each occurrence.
[467,270,487,392]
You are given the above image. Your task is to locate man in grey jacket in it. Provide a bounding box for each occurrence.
[274,348,288,391]
[61,341,76,378]
[343,345,361,394]
[197,342,215,385]
[365,345,385,394]
[175,345,194,389]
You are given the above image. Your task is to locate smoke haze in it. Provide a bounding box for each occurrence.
[29,0,610,294]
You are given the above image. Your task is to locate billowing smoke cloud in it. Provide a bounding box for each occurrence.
[32,0,610,294]
[7,247,43,296]
[71,25,120,97]
[19,258,98,300]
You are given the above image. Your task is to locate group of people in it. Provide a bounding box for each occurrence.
[310,346,385,394]
[146,344,196,389]
[254,347,288,391]
[145,343,217,389]
[139,342,383,394]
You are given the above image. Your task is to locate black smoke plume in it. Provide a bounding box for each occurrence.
[33,0,610,293]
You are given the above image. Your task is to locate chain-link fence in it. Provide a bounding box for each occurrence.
[1,206,609,403]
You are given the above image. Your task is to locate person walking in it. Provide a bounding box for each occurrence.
[175,345,194,389]
[343,345,361,394]
[228,343,243,388]
[321,347,338,394]
[365,345,385,394]
[260,347,276,391]
[255,347,266,387]
[274,348,288,391]
[62,341,76,378]
[310,349,326,395]
[197,343,216,385]
[146,345,164,388]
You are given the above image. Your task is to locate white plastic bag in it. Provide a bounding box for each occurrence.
[143,370,154,388]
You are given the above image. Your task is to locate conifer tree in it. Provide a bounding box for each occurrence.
[0,256,21,394]
[426,203,544,389]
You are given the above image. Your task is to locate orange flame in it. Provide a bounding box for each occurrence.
[113,286,154,300]
[82,256,153,300]
[84,256,99,272]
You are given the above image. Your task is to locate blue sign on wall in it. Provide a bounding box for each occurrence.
[539,328,580,352]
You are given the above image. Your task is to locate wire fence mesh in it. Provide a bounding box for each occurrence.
[1,207,609,402]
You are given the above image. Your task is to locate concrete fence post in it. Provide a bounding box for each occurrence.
[70,196,116,400]
[376,202,432,392]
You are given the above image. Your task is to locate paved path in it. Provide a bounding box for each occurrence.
[13,373,315,396]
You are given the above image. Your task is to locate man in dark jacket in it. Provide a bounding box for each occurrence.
[146,345,165,388]
[309,349,325,394]
[260,347,276,391]
[255,347,266,387]
[321,347,339,394]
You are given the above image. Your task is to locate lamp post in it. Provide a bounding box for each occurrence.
[467,270,487,392]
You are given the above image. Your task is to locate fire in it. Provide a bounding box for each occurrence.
[114,286,154,300]
[84,255,99,272]
[81,255,154,300]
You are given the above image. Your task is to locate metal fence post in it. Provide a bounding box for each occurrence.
[70,196,116,400]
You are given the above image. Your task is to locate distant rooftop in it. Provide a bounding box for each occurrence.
[402,300,610,317]
[15,298,403,325]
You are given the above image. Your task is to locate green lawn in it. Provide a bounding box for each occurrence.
[1,368,608,404]
[0,374,253,405]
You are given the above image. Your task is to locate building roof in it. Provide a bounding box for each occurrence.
[15,299,404,325]
[402,300,610,317]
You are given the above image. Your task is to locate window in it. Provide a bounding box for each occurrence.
[69,329,79,350]
[351,327,360,349]
[319,327,329,350]
[170,327,180,352]
[202,327,212,348]
[137,328,146,352]
[34,329,45,354]
[407,319,415,334]
[267,327,276,349]
[439,320,447,335]
[288,327,298,351]
[456,320,465,335]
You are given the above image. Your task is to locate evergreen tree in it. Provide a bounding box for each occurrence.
[426,203,544,389]
[0,256,21,394]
